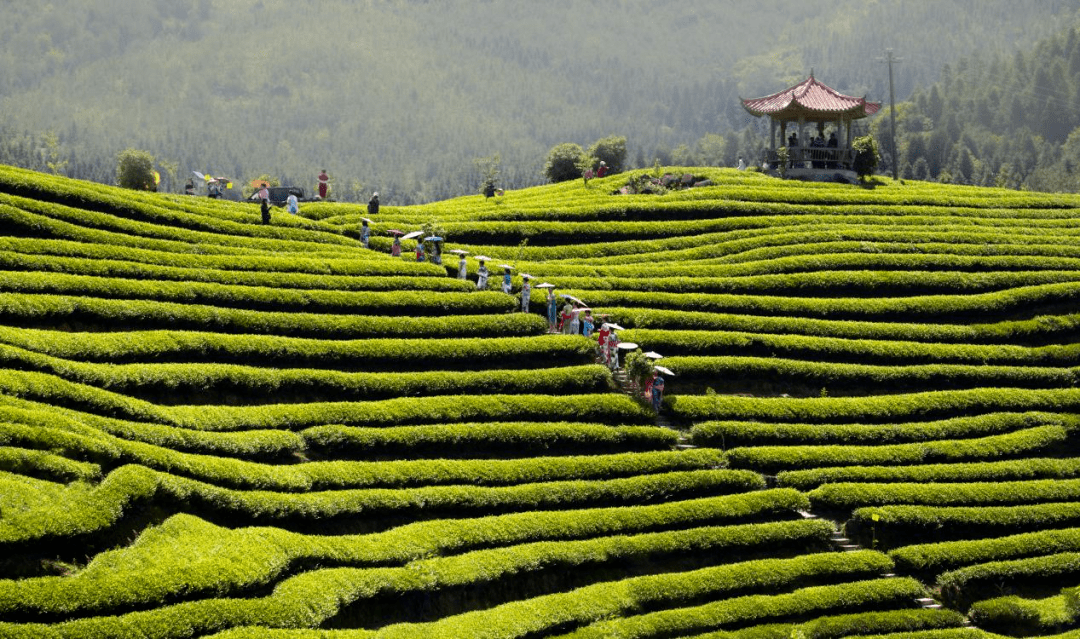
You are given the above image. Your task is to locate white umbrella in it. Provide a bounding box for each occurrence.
[644,351,664,359]
[654,365,675,376]
[449,249,469,255]
[535,282,556,289]
[617,342,639,350]
[474,255,492,261]
[606,323,625,331]
[499,264,514,270]
[401,231,423,240]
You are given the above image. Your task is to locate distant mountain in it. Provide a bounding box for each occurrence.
[1,0,1077,201]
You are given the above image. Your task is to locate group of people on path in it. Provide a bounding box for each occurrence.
[345,198,668,412]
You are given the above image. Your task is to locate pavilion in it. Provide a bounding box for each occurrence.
[741,73,881,180]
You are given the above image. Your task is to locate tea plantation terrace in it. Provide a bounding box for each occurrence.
[2,164,1080,637]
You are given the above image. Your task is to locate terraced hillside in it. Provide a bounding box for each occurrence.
[2,164,1080,638]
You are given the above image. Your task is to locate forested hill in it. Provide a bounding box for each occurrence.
[877,22,1080,191]
[1,0,1077,202]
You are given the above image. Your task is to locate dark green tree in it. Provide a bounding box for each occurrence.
[544,142,585,183]
[474,153,501,196]
[851,134,880,180]
[587,135,627,174]
[115,148,156,190]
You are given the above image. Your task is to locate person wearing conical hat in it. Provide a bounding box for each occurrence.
[546,286,558,332]
[476,258,489,290]
[520,275,531,313]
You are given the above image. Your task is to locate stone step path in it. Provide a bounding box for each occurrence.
[798,512,952,614]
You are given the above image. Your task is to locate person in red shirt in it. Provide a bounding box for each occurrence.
[317,170,329,199]
[596,161,608,178]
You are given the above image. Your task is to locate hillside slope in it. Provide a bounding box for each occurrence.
[2,166,1080,637]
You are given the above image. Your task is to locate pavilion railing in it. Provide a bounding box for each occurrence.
[764,147,855,171]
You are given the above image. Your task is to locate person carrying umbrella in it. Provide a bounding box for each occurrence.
[597,322,611,361]
[582,309,594,337]
[476,257,490,290]
[450,250,469,280]
[543,285,558,332]
[561,302,573,334]
[388,230,403,256]
[360,218,371,249]
[651,369,665,412]
[427,237,443,265]
[501,265,513,294]
[606,327,621,370]
[416,239,425,262]
[520,274,532,313]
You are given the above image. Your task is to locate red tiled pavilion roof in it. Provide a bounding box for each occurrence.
[741,74,881,121]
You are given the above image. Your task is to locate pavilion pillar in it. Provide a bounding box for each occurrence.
[798,116,806,167]
[770,118,776,152]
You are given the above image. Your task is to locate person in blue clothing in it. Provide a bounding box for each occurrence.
[546,286,558,332]
[582,309,594,337]
[416,239,425,262]
[501,266,513,294]
[360,219,371,248]
[651,369,665,412]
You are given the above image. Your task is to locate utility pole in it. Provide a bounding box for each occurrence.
[879,49,903,181]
